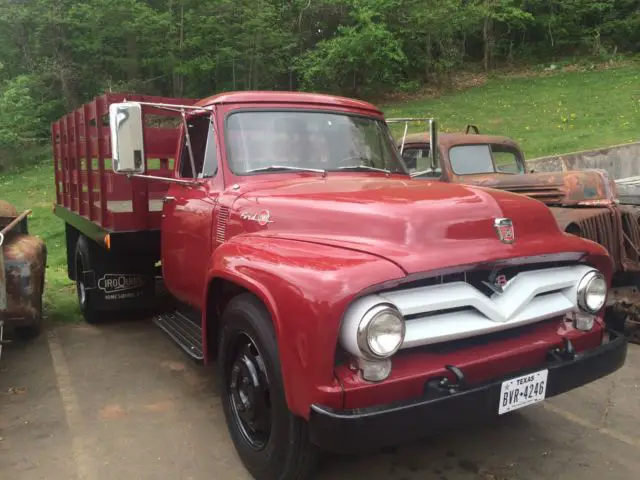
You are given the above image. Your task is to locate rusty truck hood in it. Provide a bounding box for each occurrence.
[229,175,598,275]
[458,169,618,206]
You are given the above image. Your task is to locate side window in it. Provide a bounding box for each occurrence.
[179,115,217,178]
[492,147,523,174]
[401,146,440,178]
[401,148,420,171]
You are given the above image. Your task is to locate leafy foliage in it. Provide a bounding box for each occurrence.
[0,0,638,168]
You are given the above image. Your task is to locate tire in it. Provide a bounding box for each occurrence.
[75,235,106,324]
[218,293,318,480]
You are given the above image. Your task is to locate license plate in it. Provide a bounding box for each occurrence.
[498,369,548,415]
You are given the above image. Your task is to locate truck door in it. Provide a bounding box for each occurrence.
[161,113,221,307]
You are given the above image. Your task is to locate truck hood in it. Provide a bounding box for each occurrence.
[231,175,592,275]
[459,169,618,206]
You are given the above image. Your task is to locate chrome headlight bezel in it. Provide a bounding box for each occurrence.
[577,270,607,314]
[356,303,405,359]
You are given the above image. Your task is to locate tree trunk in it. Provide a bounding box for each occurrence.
[426,33,432,78]
[483,16,493,71]
[176,2,184,96]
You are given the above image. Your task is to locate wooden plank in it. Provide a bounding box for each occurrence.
[52,123,62,205]
[95,96,109,228]
[73,109,84,216]
[83,104,94,221]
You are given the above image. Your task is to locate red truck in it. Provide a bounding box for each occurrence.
[52,92,627,480]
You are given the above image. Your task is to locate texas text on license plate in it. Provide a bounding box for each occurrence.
[498,369,548,415]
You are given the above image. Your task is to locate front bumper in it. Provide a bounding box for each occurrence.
[308,329,628,453]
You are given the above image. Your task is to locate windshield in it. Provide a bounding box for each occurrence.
[449,144,524,175]
[225,110,408,175]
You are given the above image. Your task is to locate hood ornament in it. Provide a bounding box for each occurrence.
[494,218,515,244]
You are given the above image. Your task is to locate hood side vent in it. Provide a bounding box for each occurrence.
[215,206,230,244]
[501,185,565,204]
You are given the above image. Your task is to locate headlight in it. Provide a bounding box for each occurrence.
[356,304,405,359]
[577,270,607,313]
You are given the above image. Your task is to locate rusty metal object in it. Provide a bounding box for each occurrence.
[0,209,31,236]
[0,203,46,338]
[402,131,520,151]
[401,132,618,206]
[609,287,640,344]
[549,206,626,269]
[463,169,617,205]
[1,234,46,325]
[0,200,18,219]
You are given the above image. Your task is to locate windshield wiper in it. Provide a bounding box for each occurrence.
[245,165,326,174]
[335,165,391,174]
[410,169,437,178]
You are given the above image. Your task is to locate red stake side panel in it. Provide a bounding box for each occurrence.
[51,93,198,232]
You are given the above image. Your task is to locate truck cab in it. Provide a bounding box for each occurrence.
[53,94,627,480]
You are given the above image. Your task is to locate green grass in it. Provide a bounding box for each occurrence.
[382,63,640,159]
[2,63,640,325]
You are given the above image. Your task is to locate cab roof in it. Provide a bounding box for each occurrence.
[399,131,522,150]
[195,90,383,115]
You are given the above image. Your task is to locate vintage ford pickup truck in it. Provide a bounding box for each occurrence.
[52,93,626,480]
[391,119,640,340]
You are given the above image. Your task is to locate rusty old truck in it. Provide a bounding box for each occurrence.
[390,119,640,339]
[0,200,47,359]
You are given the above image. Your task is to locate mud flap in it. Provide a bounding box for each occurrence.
[82,266,156,312]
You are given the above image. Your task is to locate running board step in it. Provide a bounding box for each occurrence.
[153,311,204,361]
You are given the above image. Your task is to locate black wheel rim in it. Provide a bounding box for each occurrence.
[226,331,272,451]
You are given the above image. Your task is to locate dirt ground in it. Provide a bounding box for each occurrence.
[1,320,639,480]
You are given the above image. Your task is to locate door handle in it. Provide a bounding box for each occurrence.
[162,196,176,204]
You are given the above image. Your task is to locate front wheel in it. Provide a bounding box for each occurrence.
[218,293,318,480]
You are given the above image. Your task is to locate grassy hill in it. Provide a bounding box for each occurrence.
[2,63,639,325]
[382,63,640,158]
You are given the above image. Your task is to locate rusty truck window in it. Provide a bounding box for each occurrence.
[449,144,523,175]
[492,149,520,173]
[401,147,442,179]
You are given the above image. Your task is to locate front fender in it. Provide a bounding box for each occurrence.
[205,235,405,418]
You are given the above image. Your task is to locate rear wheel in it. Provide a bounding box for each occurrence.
[75,235,106,324]
[218,293,318,480]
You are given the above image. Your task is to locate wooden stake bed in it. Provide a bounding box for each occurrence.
[51,93,198,232]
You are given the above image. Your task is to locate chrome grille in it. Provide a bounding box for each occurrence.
[215,206,230,244]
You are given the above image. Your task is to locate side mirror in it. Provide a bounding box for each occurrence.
[109,102,145,174]
[429,118,438,170]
